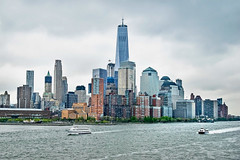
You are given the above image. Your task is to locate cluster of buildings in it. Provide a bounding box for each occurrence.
[0,19,229,120]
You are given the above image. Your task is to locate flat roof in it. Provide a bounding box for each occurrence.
[0,108,44,111]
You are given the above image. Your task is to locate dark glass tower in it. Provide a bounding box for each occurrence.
[115,19,129,71]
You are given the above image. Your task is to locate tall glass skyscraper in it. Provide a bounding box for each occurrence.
[115,19,129,71]
[26,70,34,94]
[92,68,107,96]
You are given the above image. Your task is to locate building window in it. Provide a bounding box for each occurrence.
[148,73,151,76]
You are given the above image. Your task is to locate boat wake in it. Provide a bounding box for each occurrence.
[209,127,240,134]
[92,130,123,134]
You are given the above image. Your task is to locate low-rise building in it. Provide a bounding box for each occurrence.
[0,108,51,118]
[61,103,90,120]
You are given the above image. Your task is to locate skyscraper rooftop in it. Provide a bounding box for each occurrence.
[115,19,129,71]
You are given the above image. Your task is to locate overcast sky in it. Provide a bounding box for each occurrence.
[0,0,240,115]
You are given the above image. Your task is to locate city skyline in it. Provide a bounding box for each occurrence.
[0,0,240,115]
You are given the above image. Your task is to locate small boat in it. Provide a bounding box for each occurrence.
[68,125,91,135]
[198,128,209,134]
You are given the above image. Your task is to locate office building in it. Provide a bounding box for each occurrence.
[176,79,184,99]
[75,85,87,103]
[31,92,41,109]
[92,68,107,96]
[140,67,159,96]
[115,19,129,71]
[90,78,104,120]
[174,99,195,119]
[62,76,68,104]
[203,99,218,119]
[118,61,136,96]
[195,95,203,116]
[26,70,34,98]
[218,103,228,118]
[17,85,32,108]
[54,60,63,104]
[0,91,10,107]
[107,62,115,78]
[65,92,78,108]
[42,71,53,101]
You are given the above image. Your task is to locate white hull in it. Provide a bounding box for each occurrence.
[67,125,91,135]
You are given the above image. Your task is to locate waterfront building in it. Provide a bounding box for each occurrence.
[92,68,107,96]
[132,93,150,119]
[104,85,132,119]
[115,19,129,71]
[161,106,173,117]
[75,85,87,103]
[158,90,172,117]
[174,99,195,119]
[65,92,78,108]
[150,107,161,118]
[0,91,10,108]
[62,76,68,105]
[62,103,90,120]
[151,94,161,107]
[0,108,51,118]
[17,85,32,108]
[54,60,63,104]
[140,67,159,96]
[118,61,136,96]
[158,76,184,116]
[195,95,203,117]
[218,103,228,118]
[90,78,104,120]
[203,99,218,119]
[26,70,34,95]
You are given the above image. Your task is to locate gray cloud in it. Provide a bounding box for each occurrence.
[0,0,240,115]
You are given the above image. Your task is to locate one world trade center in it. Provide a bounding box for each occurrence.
[115,19,129,71]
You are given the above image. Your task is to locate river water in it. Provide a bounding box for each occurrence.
[0,121,240,160]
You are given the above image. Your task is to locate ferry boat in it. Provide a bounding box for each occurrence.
[68,125,91,135]
[198,128,209,134]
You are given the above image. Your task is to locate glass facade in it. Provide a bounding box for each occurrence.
[115,20,129,71]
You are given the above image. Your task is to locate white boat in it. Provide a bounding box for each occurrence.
[198,128,209,134]
[68,125,91,135]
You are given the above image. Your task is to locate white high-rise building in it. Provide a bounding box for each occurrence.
[75,85,86,103]
[118,61,136,96]
[140,67,159,96]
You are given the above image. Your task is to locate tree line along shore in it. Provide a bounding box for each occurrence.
[0,116,239,125]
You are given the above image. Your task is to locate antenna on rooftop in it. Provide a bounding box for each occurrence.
[122,18,124,26]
